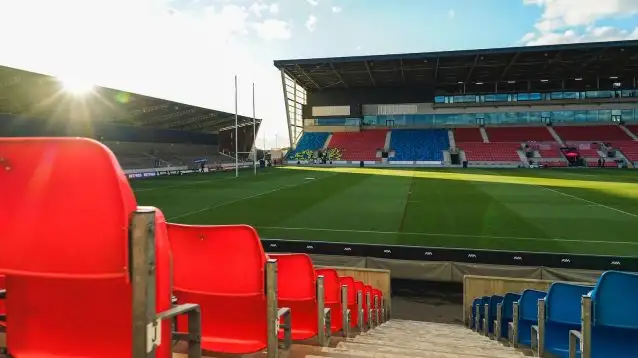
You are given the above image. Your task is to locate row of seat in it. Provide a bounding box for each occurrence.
[468,271,638,358]
[0,138,386,358]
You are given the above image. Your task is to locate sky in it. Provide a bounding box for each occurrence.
[1,0,638,149]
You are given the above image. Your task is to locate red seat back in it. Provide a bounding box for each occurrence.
[316,268,342,331]
[269,254,317,340]
[167,224,267,354]
[339,276,356,327]
[0,138,171,358]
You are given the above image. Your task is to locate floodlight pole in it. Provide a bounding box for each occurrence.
[253,82,257,176]
[235,75,239,178]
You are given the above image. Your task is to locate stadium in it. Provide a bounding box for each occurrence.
[1,40,638,357]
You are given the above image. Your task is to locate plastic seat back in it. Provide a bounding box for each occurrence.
[544,283,593,356]
[0,137,172,358]
[517,289,546,345]
[500,293,521,338]
[316,268,342,332]
[339,277,356,327]
[488,295,503,334]
[590,271,638,357]
[269,254,317,341]
[167,224,267,353]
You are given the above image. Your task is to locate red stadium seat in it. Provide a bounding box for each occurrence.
[0,138,173,358]
[269,253,329,342]
[339,276,357,328]
[327,130,386,161]
[316,268,343,333]
[167,223,271,354]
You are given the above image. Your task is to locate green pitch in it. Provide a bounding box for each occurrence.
[131,167,638,256]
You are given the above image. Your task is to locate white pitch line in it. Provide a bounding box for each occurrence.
[168,173,336,220]
[256,226,638,246]
[134,171,273,192]
[537,186,638,219]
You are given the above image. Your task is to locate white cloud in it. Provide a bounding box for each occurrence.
[520,25,638,46]
[269,3,279,14]
[521,0,638,46]
[248,2,268,17]
[305,14,318,31]
[253,19,291,40]
[448,9,455,20]
[0,0,291,148]
[524,0,638,31]
[307,0,319,6]
[331,6,342,13]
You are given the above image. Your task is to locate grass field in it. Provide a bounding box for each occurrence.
[131,167,638,257]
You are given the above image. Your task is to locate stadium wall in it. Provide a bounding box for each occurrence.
[306,253,607,287]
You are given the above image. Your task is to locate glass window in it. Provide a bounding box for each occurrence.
[434,96,446,103]
[621,109,635,122]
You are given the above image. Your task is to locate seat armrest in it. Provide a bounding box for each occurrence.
[569,330,582,358]
[278,307,292,349]
[158,303,201,358]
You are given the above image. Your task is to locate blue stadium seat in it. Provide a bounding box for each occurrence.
[390,129,449,161]
[487,295,503,335]
[543,283,593,358]
[516,289,546,346]
[500,293,521,339]
[287,132,330,159]
[588,271,638,357]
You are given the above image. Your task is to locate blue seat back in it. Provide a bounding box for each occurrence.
[591,271,638,329]
[519,289,546,322]
[488,295,503,334]
[544,283,593,356]
[502,293,521,320]
[546,282,593,325]
[499,293,520,338]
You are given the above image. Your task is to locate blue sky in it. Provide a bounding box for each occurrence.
[1,0,638,148]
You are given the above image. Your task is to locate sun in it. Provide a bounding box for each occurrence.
[59,76,94,95]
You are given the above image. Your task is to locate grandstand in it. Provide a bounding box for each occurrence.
[0,65,261,172]
[2,40,638,358]
[276,40,638,170]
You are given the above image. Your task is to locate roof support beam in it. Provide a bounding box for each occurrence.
[364,61,376,87]
[500,52,520,80]
[464,54,480,83]
[434,57,440,83]
[399,59,406,84]
[328,63,348,88]
[294,65,322,90]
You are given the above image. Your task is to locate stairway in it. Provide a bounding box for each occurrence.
[619,124,638,141]
[384,131,392,150]
[447,129,456,149]
[479,127,489,143]
[322,134,333,150]
[547,126,565,146]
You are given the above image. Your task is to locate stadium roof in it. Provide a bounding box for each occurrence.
[274,40,638,93]
[0,65,259,133]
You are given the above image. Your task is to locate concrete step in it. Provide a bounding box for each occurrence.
[338,341,525,358]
